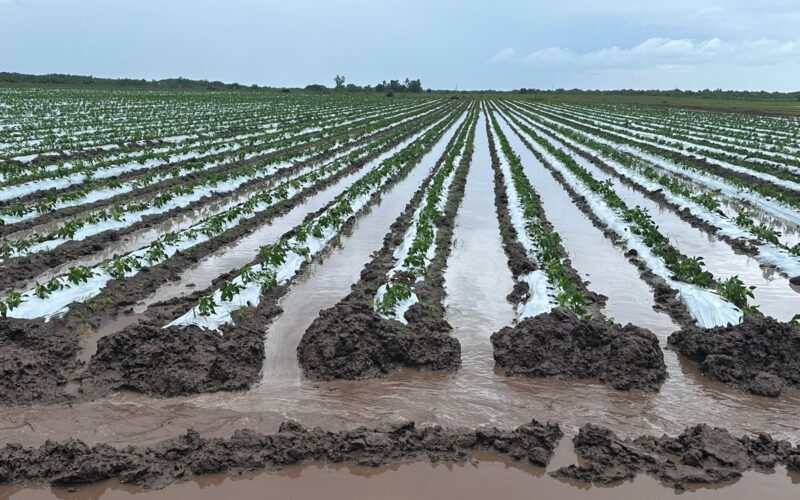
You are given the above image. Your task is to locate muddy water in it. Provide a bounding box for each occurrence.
[5,451,800,500]
[69,114,464,375]
[503,107,799,321]
[3,113,800,496]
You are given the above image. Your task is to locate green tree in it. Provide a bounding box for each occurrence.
[334,74,346,89]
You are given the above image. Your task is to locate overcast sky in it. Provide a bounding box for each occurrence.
[1,0,798,91]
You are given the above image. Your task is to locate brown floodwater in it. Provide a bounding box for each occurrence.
[3,450,799,500]
[2,112,800,497]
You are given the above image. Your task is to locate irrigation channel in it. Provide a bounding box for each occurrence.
[1,90,800,499]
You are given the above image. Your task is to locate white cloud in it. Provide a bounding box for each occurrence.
[491,37,800,71]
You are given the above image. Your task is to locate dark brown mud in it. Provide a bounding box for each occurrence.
[492,105,696,327]
[491,308,667,392]
[0,109,458,406]
[297,111,476,380]
[553,423,800,489]
[74,106,469,401]
[0,318,80,405]
[668,315,800,397]
[0,419,562,490]
[485,111,606,310]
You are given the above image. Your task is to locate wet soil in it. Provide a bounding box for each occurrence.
[531,105,800,210]
[0,318,80,405]
[0,107,451,291]
[5,453,800,500]
[297,112,475,380]
[515,105,762,260]
[0,419,562,490]
[492,105,696,327]
[485,112,606,311]
[668,315,800,397]
[554,423,800,489]
[504,103,800,321]
[491,308,667,392]
[0,109,457,406]
[75,106,469,401]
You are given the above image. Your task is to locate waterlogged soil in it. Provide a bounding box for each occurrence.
[485,114,606,313]
[298,113,474,380]
[555,423,800,488]
[531,105,800,218]
[669,315,800,397]
[75,108,469,401]
[491,308,667,392]
[0,111,456,405]
[3,110,800,496]
[0,110,448,291]
[0,420,562,490]
[519,114,798,321]
[5,453,800,500]
[493,108,696,327]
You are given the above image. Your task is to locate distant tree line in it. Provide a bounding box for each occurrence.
[305,76,426,93]
[515,87,800,101]
[0,72,261,90]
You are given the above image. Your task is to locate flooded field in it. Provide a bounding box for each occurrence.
[1,89,799,497]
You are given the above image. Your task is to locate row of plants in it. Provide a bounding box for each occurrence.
[0,98,440,207]
[578,103,800,155]
[1,102,341,179]
[170,105,468,328]
[374,105,477,319]
[507,103,800,258]
[501,108,759,316]
[1,89,422,169]
[522,103,800,215]
[0,103,455,318]
[0,103,450,257]
[559,103,800,168]
[533,103,800,194]
[487,109,588,316]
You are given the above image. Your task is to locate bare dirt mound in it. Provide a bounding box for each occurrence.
[668,315,800,397]
[0,318,80,405]
[0,419,562,490]
[491,308,667,392]
[297,300,460,380]
[553,424,800,489]
[81,319,267,398]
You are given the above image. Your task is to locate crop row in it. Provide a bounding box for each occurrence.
[0,102,458,319]
[497,106,752,327]
[374,104,478,320]
[502,102,800,276]
[166,105,467,330]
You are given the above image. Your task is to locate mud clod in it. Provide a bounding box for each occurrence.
[0,318,80,405]
[0,419,562,490]
[668,315,800,397]
[553,424,800,489]
[298,300,460,380]
[81,321,265,398]
[491,308,667,392]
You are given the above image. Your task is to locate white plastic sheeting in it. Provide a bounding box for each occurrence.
[512,109,800,277]
[166,112,460,331]
[523,106,800,228]
[490,123,557,320]
[505,115,743,328]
